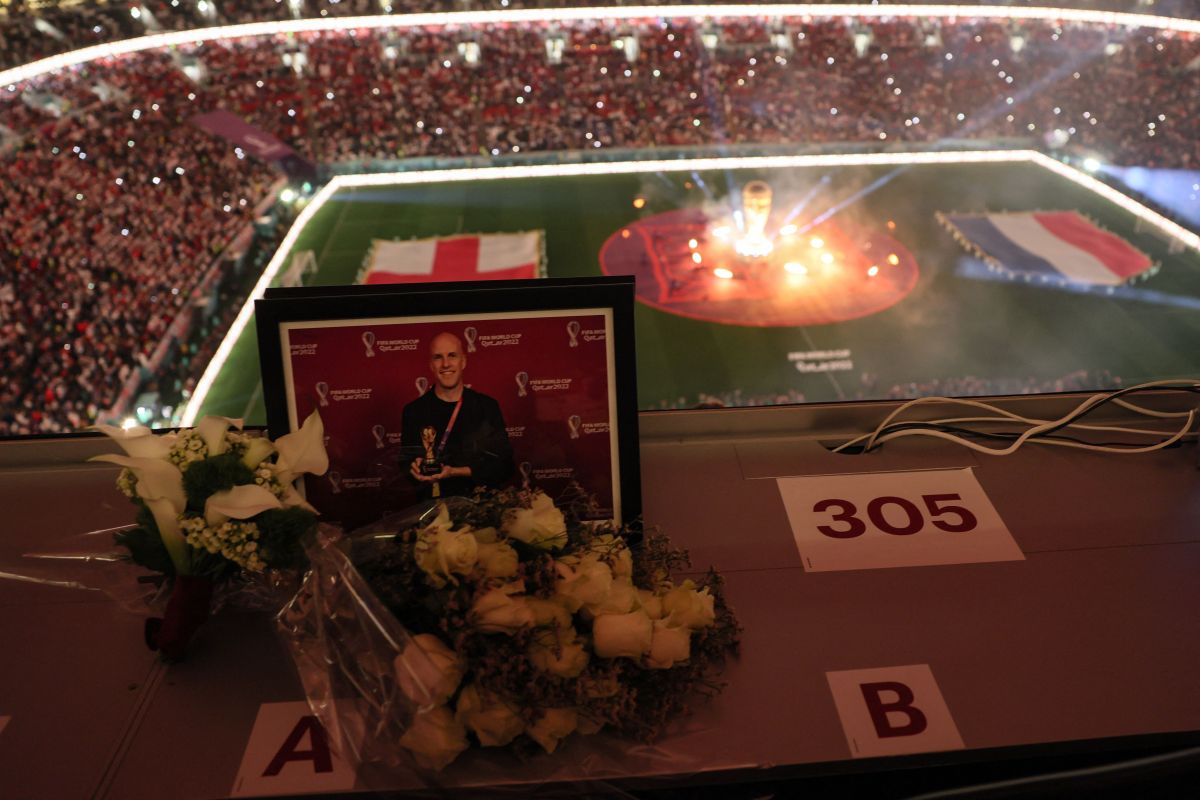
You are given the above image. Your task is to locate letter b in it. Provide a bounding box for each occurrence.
[860,681,928,738]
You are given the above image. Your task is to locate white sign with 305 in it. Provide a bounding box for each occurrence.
[778,468,1023,572]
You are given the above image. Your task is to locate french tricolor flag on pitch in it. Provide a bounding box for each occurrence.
[942,211,1152,286]
[361,231,543,285]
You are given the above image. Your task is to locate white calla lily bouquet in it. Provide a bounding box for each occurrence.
[279,488,741,772]
[93,411,329,659]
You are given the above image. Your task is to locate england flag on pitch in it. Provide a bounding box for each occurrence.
[941,211,1152,286]
[361,231,544,285]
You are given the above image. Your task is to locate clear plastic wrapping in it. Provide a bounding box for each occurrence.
[276,506,444,770]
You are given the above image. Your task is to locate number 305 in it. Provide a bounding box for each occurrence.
[813,494,978,539]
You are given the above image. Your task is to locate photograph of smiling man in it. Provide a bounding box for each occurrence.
[401,331,514,498]
[267,298,629,529]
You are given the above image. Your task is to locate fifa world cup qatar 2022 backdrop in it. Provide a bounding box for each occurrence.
[282,311,618,527]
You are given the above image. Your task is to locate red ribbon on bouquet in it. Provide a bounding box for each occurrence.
[144,575,214,661]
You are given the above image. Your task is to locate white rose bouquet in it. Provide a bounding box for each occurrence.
[92,411,329,660]
[279,487,740,772]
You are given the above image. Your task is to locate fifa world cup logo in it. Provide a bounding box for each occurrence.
[315,381,330,407]
[566,320,581,348]
[415,376,429,396]
[463,326,478,353]
[518,461,533,488]
[371,423,386,449]
[515,371,529,397]
[328,470,342,494]
[362,330,376,358]
[568,414,583,439]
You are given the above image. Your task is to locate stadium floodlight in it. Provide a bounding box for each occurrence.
[544,35,565,65]
[701,30,719,50]
[616,34,639,62]
[1083,157,1102,172]
[1010,34,1025,53]
[853,31,871,58]
[458,41,481,65]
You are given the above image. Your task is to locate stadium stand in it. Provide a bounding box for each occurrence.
[0,11,1197,433]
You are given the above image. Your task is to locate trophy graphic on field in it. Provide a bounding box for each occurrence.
[362,331,376,357]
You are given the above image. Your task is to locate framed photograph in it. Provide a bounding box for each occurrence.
[256,277,640,528]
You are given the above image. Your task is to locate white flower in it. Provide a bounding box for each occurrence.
[274,409,329,478]
[240,437,276,469]
[469,585,535,633]
[395,633,463,707]
[398,705,468,771]
[90,453,188,572]
[527,708,578,754]
[474,541,518,579]
[592,609,653,659]
[195,415,243,456]
[454,683,524,747]
[662,581,716,629]
[553,554,612,613]
[646,621,691,669]
[588,533,633,579]
[502,491,567,550]
[204,484,283,527]
[527,597,571,628]
[638,589,665,621]
[584,579,640,618]
[417,526,479,587]
[91,423,176,459]
[528,627,589,678]
[470,526,500,544]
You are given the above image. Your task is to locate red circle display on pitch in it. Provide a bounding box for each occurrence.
[599,208,920,327]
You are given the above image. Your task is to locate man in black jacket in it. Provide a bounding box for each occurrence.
[402,331,514,497]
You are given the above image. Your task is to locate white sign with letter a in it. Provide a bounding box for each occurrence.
[230,701,358,797]
[777,468,1023,571]
[826,664,964,758]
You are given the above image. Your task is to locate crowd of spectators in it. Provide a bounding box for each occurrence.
[0,52,275,435]
[3,0,1199,72]
[0,14,1197,434]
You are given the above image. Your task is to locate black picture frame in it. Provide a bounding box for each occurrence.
[255,276,641,526]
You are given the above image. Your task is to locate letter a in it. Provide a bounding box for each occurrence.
[262,715,334,776]
[860,681,928,738]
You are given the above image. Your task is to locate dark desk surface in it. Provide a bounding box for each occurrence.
[2,397,1198,797]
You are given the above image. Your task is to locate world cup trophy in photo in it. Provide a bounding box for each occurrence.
[362,330,376,357]
[419,425,441,477]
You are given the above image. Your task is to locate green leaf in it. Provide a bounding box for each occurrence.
[181,452,255,513]
[254,506,317,571]
[115,517,176,576]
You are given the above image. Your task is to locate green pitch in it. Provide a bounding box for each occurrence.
[196,161,1200,423]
